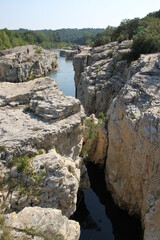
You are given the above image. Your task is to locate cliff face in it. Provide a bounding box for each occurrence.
[74,43,160,239]
[106,53,160,239]
[60,49,76,60]
[0,77,85,239]
[73,41,131,115]
[0,45,57,82]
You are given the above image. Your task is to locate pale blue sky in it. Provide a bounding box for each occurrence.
[0,0,160,30]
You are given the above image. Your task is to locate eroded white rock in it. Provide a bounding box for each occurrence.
[106,53,160,239]
[5,207,80,240]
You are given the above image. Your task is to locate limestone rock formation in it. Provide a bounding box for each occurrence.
[73,40,132,115]
[73,48,91,93]
[106,53,160,239]
[0,45,57,82]
[60,49,76,60]
[4,207,80,240]
[0,77,84,157]
[0,77,86,219]
[74,41,160,239]
[8,149,81,217]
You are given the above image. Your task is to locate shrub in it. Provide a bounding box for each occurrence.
[34,46,42,55]
[131,17,160,59]
[0,146,6,152]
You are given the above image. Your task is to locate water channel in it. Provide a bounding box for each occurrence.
[49,51,143,240]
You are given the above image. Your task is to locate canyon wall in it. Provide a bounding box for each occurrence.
[74,43,160,239]
[106,53,160,239]
[73,41,131,115]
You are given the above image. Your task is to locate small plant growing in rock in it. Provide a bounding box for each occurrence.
[34,46,42,55]
[23,103,31,113]
[81,112,106,160]
[0,146,6,152]
[98,112,106,126]
[107,50,113,58]
[37,149,45,155]
[10,154,30,173]
[27,73,36,81]
[7,152,46,198]
[68,165,76,177]
[0,214,13,240]
[110,63,115,74]
[51,60,58,69]
[130,112,136,120]
[24,226,37,236]
[55,148,62,155]
[95,66,100,74]
[32,127,41,131]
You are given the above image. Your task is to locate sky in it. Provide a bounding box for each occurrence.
[0,0,160,30]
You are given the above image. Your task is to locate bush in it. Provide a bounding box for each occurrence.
[131,17,160,59]
[34,46,42,55]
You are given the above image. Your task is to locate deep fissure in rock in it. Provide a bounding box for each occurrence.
[72,162,143,240]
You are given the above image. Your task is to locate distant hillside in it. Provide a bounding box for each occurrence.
[0,28,104,50]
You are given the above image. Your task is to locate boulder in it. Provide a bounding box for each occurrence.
[5,206,80,240]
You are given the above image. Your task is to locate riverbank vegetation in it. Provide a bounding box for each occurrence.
[0,28,104,50]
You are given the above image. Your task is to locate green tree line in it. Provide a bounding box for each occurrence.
[0,28,104,50]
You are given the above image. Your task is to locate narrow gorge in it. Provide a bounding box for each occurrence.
[73,41,160,240]
[0,42,159,240]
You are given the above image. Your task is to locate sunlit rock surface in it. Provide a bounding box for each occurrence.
[0,45,57,82]
[106,53,160,239]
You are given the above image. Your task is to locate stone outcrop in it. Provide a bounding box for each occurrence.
[0,77,87,232]
[60,49,76,60]
[0,77,84,157]
[0,45,57,82]
[105,53,160,239]
[73,40,132,115]
[8,149,81,217]
[4,207,80,240]
[73,47,91,93]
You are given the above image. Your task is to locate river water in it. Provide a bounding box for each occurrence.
[49,51,143,240]
[48,51,75,97]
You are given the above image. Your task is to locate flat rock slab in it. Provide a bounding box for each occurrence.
[0,77,84,158]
